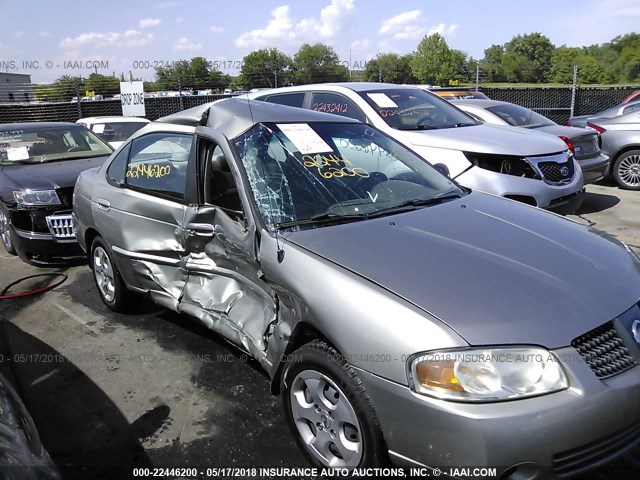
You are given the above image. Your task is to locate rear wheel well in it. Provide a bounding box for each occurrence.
[270,322,334,394]
[612,146,640,165]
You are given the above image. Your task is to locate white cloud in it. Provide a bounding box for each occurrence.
[427,23,459,40]
[39,32,52,38]
[378,10,426,40]
[350,39,370,51]
[176,17,184,24]
[235,0,355,49]
[59,30,153,49]
[139,18,161,28]
[209,25,224,34]
[173,37,202,52]
[15,31,24,39]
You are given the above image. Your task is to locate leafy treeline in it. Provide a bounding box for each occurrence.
[42,32,640,98]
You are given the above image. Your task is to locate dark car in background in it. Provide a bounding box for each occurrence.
[453,99,610,184]
[0,123,113,264]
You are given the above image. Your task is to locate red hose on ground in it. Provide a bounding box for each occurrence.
[0,273,68,299]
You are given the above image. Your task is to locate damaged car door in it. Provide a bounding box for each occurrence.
[177,130,277,364]
[99,131,194,308]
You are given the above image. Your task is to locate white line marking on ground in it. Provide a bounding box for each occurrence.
[52,300,100,335]
[30,368,61,386]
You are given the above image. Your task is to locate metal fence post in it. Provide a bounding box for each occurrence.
[475,65,480,92]
[570,65,578,118]
[178,78,184,111]
[76,81,82,119]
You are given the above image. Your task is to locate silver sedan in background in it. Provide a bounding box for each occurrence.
[73,98,640,478]
[586,111,640,190]
[452,99,610,185]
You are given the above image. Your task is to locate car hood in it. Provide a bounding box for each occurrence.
[285,193,640,348]
[399,123,568,156]
[1,155,109,193]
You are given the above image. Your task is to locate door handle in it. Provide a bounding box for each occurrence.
[186,223,215,237]
[96,198,111,211]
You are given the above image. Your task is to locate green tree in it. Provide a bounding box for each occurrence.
[240,48,293,89]
[83,73,120,96]
[480,44,506,82]
[549,47,603,84]
[410,33,467,85]
[364,53,416,84]
[155,57,230,91]
[503,33,555,82]
[35,75,83,101]
[292,43,349,84]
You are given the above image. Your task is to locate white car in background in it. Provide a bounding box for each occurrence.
[250,83,585,213]
[76,116,150,149]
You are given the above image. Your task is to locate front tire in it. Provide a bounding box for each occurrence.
[0,203,16,255]
[91,236,130,312]
[613,150,640,190]
[281,340,388,468]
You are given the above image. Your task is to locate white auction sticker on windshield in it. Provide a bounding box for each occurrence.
[277,123,333,154]
[367,93,398,108]
[92,124,106,134]
[7,147,29,160]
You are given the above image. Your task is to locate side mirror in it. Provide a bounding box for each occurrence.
[433,163,450,177]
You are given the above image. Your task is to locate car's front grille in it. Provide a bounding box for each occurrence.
[571,322,635,379]
[45,214,75,241]
[552,420,640,477]
[538,159,575,184]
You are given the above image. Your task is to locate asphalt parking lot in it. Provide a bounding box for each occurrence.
[0,180,639,480]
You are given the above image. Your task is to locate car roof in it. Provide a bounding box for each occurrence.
[77,116,151,123]
[0,122,85,130]
[156,97,361,139]
[249,82,424,96]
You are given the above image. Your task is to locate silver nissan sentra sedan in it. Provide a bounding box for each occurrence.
[73,98,640,478]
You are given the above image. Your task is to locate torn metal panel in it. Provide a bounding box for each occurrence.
[179,206,278,366]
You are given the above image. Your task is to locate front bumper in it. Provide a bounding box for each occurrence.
[577,153,610,185]
[456,163,584,211]
[357,346,640,479]
[9,211,82,263]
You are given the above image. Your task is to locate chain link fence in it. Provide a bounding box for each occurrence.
[479,85,639,124]
[1,81,639,126]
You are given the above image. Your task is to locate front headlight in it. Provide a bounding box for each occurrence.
[13,190,61,206]
[409,347,568,402]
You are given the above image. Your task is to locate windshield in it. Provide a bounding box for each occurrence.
[91,121,148,143]
[486,104,555,128]
[0,127,113,165]
[359,88,479,131]
[234,122,464,230]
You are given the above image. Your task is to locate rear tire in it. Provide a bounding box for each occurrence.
[612,150,640,190]
[281,340,388,469]
[0,203,16,255]
[91,236,130,312]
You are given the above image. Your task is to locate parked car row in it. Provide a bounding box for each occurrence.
[568,100,640,190]
[249,83,586,211]
[1,88,640,477]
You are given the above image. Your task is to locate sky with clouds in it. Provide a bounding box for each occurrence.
[0,0,638,83]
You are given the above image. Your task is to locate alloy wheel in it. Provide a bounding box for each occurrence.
[93,246,116,302]
[617,154,640,188]
[289,369,363,468]
[0,207,12,251]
